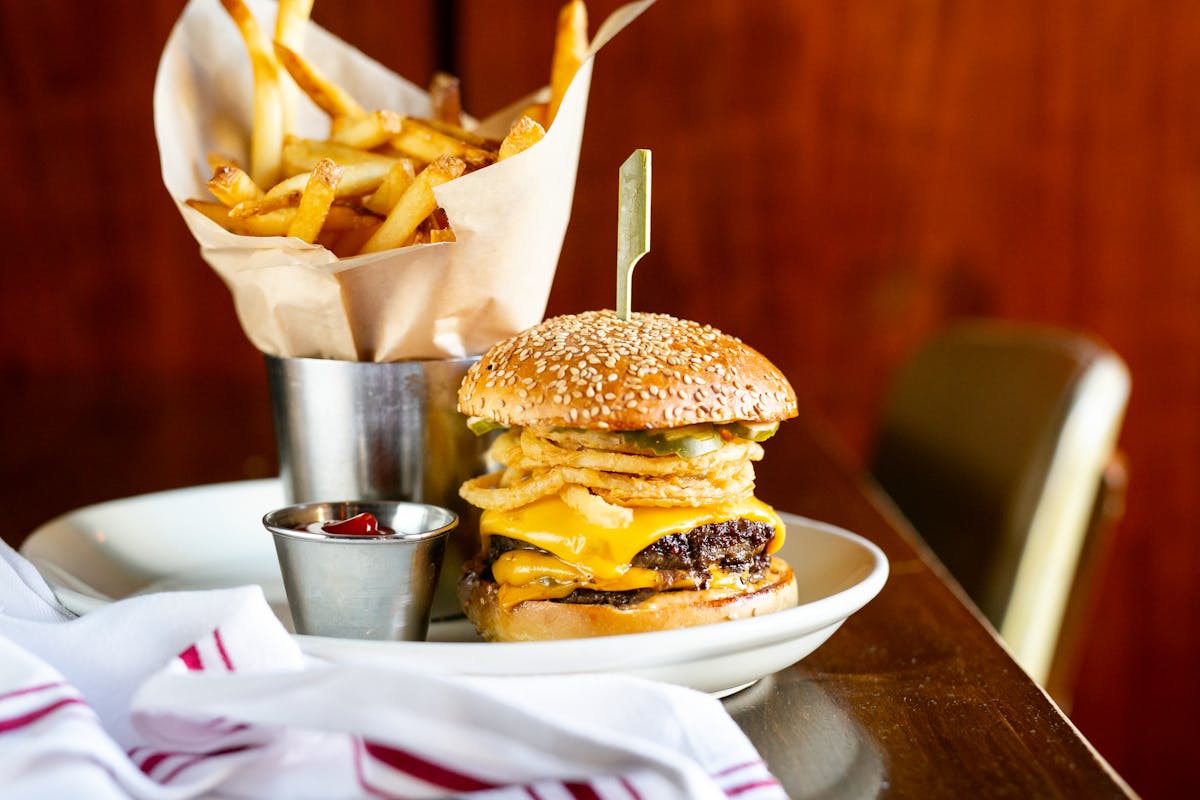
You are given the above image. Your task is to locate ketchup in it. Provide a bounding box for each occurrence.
[298,512,394,536]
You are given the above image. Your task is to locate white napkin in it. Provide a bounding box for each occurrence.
[0,542,787,799]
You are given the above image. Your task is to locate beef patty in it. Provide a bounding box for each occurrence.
[485,518,777,605]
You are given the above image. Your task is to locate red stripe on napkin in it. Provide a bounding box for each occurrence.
[133,744,258,782]
[138,752,171,775]
[0,697,85,734]
[179,644,203,671]
[161,744,256,784]
[213,629,235,670]
[619,777,643,800]
[564,781,602,800]
[714,760,783,797]
[361,739,501,793]
[726,778,783,796]
[357,739,639,800]
[362,740,500,792]
[714,760,762,777]
[200,717,249,734]
[0,681,66,702]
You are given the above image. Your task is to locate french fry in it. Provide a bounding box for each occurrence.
[294,159,390,201]
[231,160,393,217]
[415,208,454,244]
[359,155,465,254]
[363,159,418,215]
[325,221,383,258]
[207,152,241,172]
[389,118,495,168]
[287,158,343,242]
[330,110,404,150]
[429,72,463,127]
[207,165,265,206]
[547,0,588,127]
[518,102,548,129]
[282,137,400,173]
[303,205,380,233]
[190,199,379,237]
[236,208,307,236]
[274,40,366,119]
[231,170,311,216]
[418,118,501,152]
[274,0,314,49]
[220,0,285,187]
[498,115,547,160]
[186,199,242,230]
[187,200,297,237]
[273,0,314,137]
[429,206,456,242]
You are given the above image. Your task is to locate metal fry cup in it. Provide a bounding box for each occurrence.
[264,354,494,620]
[263,500,458,641]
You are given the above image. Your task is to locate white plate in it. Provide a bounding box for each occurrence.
[21,479,888,697]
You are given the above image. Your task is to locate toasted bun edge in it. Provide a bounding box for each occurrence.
[459,556,799,641]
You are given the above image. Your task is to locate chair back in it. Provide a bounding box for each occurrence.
[871,321,1130,684]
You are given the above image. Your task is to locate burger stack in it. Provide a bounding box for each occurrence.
[456,310,799,641]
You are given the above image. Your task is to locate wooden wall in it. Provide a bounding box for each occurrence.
[1,1,1196,795]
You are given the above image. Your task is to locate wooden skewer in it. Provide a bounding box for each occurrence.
[616,148,651,321]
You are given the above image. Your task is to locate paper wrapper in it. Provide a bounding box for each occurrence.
[154,0,653,362]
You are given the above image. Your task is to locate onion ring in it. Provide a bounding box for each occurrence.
[459,468,564,510]
[559,484,633,528]
[514,428,761,476]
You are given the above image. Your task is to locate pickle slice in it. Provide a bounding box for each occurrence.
[466,416,506,436]
[619,421,779,455]
[622,425,724,458]
[721,421,779,442]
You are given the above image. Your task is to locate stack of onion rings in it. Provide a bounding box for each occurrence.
[459,426,763,520]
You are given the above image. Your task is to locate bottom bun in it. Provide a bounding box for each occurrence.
[458,557,799,642]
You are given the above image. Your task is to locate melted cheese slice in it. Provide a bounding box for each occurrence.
[481,495,786,608]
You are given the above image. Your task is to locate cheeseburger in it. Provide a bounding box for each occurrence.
[456,310,799,641]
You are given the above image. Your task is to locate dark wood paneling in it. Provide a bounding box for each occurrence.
[310,0,438,77]
[0,1,1195,795]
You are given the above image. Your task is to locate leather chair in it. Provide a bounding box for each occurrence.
[870,320,1130,695]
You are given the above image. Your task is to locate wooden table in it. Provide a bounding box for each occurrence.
[1,370,1134,798]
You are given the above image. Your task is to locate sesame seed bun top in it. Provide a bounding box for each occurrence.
[458,310,798,430]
